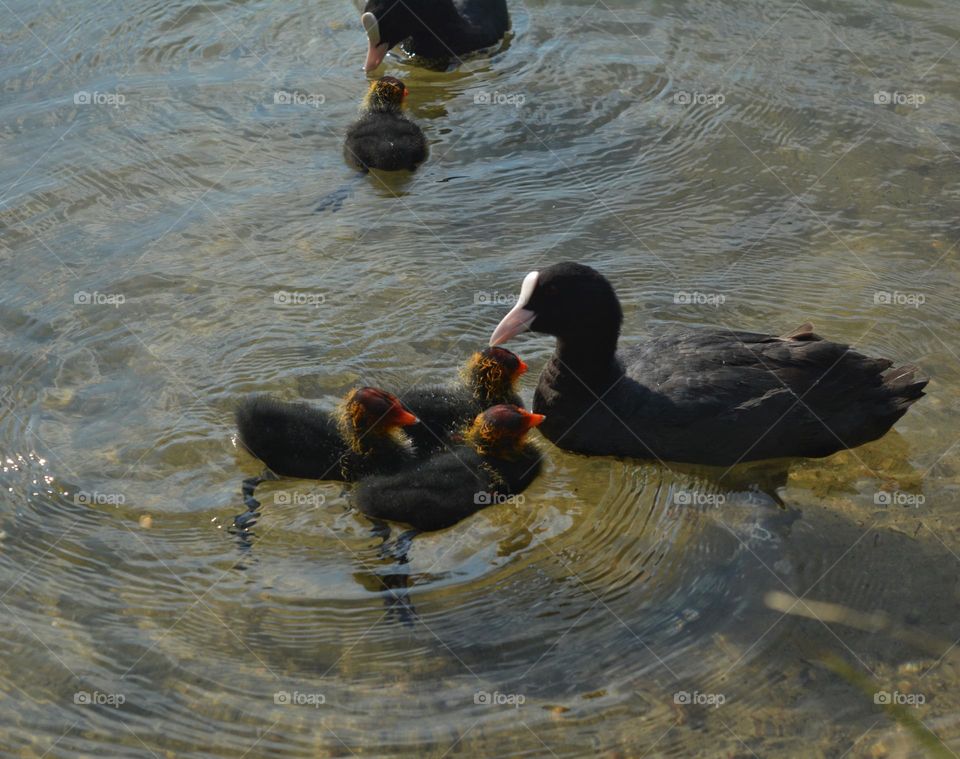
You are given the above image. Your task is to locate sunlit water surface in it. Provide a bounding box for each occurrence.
[1,0,959,756]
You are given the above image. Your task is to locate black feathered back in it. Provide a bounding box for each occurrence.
[362,0,509,64]
[235,396,415,480]
[354,441,542,532]
[344,113,427,173]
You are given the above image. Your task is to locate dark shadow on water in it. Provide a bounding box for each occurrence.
[601,428,923,512]
[315,174,364,213]
[315,168,420,212]
[357,521,421,627]
[366,167,419,199]
[228,470,278,565]
[228,472,424,626]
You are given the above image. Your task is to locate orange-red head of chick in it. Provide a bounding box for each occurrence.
[463,347,528,405]
[364,76,408,114]
[338,386,418,453]
[464,404,544,458]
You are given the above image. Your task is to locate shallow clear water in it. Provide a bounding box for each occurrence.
[1,0,960,756]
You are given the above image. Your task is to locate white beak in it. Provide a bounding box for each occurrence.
[361,12,390,71]
[361,12,380,45]
[489,271,539,346]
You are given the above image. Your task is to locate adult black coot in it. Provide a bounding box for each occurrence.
[355,404,544,531]
[235,387,418,481]
[360,0,510,71]
[344,76,427,172]
[400,346,526,455]
[489,262,928,466]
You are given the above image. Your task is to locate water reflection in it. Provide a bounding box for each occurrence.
[0,0,958,754]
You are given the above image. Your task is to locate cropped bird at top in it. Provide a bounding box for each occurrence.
[354,404,545,532]
[344,76,427,172]
[235,386,418,481]
[360,0,510,71]
[489,262,927,466]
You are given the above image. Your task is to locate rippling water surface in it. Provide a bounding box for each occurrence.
[2,0,960,756]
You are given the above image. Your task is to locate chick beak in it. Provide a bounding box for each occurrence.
[392,406,419,427]
[523,411,546,430]
[515,358,529,377]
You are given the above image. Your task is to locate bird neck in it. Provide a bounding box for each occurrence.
[363,95,402,115]
[469,435,527,461]
[338,426,411,479]
[555,329,620,377]
[474,378,514,406]
[337,414,387,455]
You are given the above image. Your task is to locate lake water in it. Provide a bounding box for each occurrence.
[1,0,959,756]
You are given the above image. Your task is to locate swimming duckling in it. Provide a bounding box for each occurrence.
[235,386,418,481]
[354,404,545,532]
[344,76,427,172]
[399,347,527,455]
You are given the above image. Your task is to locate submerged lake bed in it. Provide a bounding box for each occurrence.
[1,0,959,756]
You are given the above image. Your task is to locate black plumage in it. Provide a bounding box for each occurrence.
[235,387,418,481]
[489,262,928,466]
[344,76,426,172]
[355,404,544,532]
[399,347,526,455]
[360,0,510,71]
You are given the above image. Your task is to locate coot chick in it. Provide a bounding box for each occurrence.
[400,347,527,455]
[361,0,510,71]
[344,76,427,172]
[489,262,928,466]
[355,404,544,532]
[236,387,418,481]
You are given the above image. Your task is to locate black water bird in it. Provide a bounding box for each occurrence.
[235,386,419,481]
[360,0,510,71]
[489,262,927,466]
[344,76,427,172]
[399,346,527,455]
[355,404,544,532]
